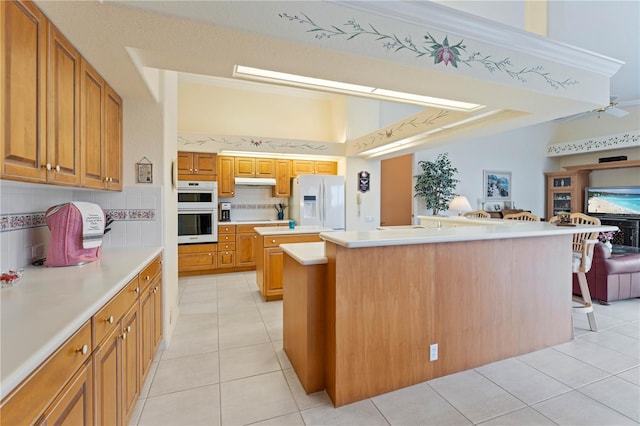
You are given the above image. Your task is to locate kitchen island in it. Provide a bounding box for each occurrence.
[312,221,616,407]
[255,226,331,301]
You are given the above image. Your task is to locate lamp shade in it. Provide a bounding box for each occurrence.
[449,195,473,214]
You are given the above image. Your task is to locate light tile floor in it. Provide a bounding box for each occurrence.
[131,272,640,425]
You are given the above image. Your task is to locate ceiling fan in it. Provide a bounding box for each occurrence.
[561,97,630,122]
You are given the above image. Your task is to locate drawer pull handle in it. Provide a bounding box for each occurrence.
[133,287,140,294]
[77,344,89,355]
[106,315,114,324]
[153,287,158,294]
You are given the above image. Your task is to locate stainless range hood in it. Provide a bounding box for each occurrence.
[234,177,277,186]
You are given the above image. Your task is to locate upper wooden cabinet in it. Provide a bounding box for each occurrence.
[177,151,217,181]
[1,0,48,183]
[273,159,291,198]
[217,155,235,197]
[1,0,123,190]
[235,157,274,178]
[47,23,81,186]
[290,160,337,177]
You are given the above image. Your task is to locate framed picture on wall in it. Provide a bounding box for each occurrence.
[484,170,511,201]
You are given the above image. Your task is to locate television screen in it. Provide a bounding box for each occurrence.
[585,187,640,216]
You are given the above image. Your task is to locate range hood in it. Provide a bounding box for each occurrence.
[234,177,277,186]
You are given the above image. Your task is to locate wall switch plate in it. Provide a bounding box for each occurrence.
[365,216,374,222]
[429,343,438,361]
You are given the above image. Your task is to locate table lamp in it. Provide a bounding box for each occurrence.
[449,195,472,216]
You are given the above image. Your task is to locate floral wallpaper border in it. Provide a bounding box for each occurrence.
[178,134,336,153]
[0,209,156,233]
[279,12,578,90]
[546,131,640,157]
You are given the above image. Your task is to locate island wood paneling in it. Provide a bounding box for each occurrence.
[323,234,573,407]
[282,254,326,393]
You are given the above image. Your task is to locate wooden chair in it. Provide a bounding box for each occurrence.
[564,213,601,333]
[463,210,491,219]
[503,212,540,221]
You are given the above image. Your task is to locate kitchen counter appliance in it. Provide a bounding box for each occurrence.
[178,181,218,244]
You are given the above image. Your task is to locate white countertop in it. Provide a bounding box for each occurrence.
[219,220,290,226]
[321,222,618,248]
[281,242,327,265]
[0,246,163,400]
[255,225,334,236]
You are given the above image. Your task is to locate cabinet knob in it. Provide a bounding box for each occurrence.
[208,253,212,256]
[145,275,150,281]
[133,286,140,294]
[194,169,198,172]
[55,165,61,172]
[254,235,257,239]
[189,168,193,172]
[121,332,127,340]
[126,326,131,333]
[77,344,89,355]
[272,240,276,243]
[43,163,52,170]
[104,177,109,182]
[105,315,114,324]
[153,287,158,294]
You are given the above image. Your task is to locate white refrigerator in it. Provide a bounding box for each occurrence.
[289,175,345,230]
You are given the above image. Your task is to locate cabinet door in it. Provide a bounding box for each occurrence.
[177,151,193,176]
[1,0,48,183]
[255,159,275,177]
[194,153,216,177]
[236,232,258,267]
[217,156,235,197]
[121,303,140,425]
[218,250,235,268]
[80,58,105,190]
[139,287,153,381]
[151,280,162,353]
[38,359,94,426]
[314,161,337,175]
[94,324,122,426]
[291,160,314,177]
[273,160,291,198]
[47,23,81,186]
[104,85,123,191]
[264,247,284,292]
[235,157,255,177]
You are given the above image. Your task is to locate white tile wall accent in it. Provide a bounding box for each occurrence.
[0,181,162,271]
[220,187,289,222]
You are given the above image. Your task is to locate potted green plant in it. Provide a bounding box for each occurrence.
[414,153,460,216]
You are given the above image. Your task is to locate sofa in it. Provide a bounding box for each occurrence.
[572,242,640,303]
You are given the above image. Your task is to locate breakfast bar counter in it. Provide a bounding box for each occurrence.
[311,221,616,407]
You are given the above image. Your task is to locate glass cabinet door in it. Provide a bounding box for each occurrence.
[552,192,572,215]
[552,177,572,188]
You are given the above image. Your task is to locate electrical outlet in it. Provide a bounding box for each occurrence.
[429,343,438,361]
[365,216,374,222]
[31,244,45,260]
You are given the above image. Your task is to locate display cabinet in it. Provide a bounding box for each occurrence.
[545,170,590,219]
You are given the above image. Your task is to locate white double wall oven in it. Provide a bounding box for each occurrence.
[177,181,218,244]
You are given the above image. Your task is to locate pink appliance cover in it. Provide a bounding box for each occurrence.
[45,203,104,267]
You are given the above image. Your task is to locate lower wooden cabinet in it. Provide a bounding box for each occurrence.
[38,359,94,426]
[178,243,217,272]
[256,233,323,301]
[0,253,163,426]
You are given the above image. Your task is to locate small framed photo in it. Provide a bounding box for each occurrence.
[137,159,153,183]
[484,201,504,212]
[484,170,511,201]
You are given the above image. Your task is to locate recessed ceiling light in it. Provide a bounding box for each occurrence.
[233,65,483,112]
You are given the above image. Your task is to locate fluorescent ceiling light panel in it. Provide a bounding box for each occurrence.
[234,65,483,112]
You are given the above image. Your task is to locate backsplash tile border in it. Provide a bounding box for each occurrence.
[0,209,156,232]
[231,204,280,210]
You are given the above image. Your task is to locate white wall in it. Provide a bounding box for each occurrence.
[413,122,559,219]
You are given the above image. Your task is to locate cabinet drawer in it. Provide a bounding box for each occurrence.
[93,276,140,346]
[178,252,216,269]
[140,254,162,284]
[0,321,92,425]
[237,224,262,233]
[218,225,236,234]
[219,233,236,243]
[263,234,323,247]
[218,242,236,251]
[178,243,217,254]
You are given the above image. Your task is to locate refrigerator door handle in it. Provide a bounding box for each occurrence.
[320,181,324,226]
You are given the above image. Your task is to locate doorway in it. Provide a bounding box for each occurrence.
[380,154,413,226]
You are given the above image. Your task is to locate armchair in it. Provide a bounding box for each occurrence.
[572,243,640,303]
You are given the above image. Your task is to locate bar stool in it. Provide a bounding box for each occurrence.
[554,213,601,333]
[463,210,491,218]
[503,212,540,221]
